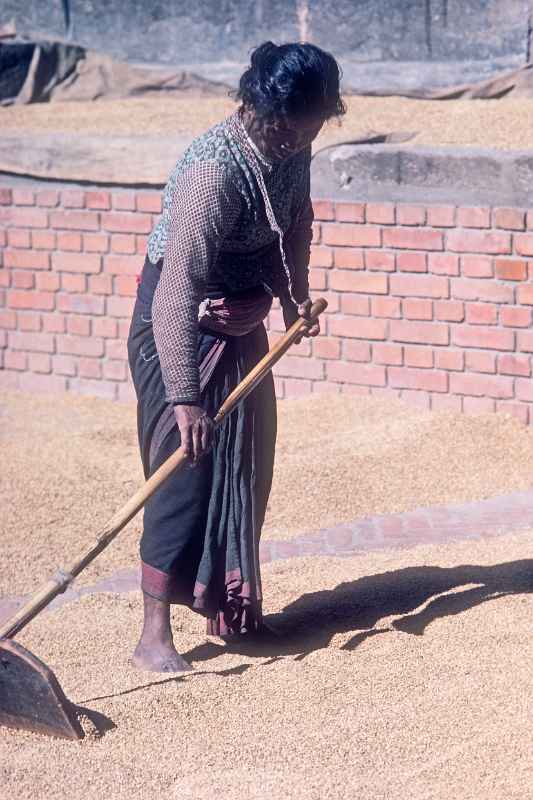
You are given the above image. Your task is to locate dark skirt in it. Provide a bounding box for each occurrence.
[127,294,276,636]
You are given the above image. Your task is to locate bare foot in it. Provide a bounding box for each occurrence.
[131,640,194,673]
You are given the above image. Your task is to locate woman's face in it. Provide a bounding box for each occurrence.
[243,107,325,162]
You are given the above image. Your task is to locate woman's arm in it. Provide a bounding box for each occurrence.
[152,160,242,406]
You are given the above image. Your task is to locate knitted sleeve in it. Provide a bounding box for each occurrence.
[151,160,243,404]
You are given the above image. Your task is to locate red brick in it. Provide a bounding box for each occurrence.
[312,336,340,360]
[326,360,386,386]
[35,272,60,292]
[371,296,401,318]
[105,339,128,360]
[333,248,364,270]
[136,235,149,255]
[89,274,113,295]
[451,278,514,304]
[111,234,136,254]
[402,298,433,320]
[461,255,493,278]
[4,350,27,370]
[432,394,463,412]
[9,331,55,353]
[517,284,533,305]
[456,207,491,228]
[396,251,427,273]
[113,275,137,298]
[335,202,365,223]
[103,360,128,381]
[517,331,533,352]
[435,350,464,371]
[112,192,136,211]
[311,222,321,244]
[78,358,102,379]
[450,372,513,399]
[36,190,59,208]
[117,382,137,402]
[0,188,12,205]
[465,350,496,374]
[396,205,426,226]
[52,252,101,274]
[364,250,395,272]
[311,381,342,396]
[342,340,372,362]
[12,189,35,206]
[310,246,333,267]
[61,190,85,208]
[51,210,99,231]
[451,325,514,351]
[0,207,48,228]
[53,354,77,376]
[0,271,9,288]
[274,355,324,380]
[435,300,464,322]
[498,354,531,377]
[390,367,447,392]
[57,231,82,251]
[515,379,533,402]
[404,346,434,368]
[86,191,111,210]
[12,271,34,289]
[101,212,152,234]
[426,205,456,227]
[27,352,52,373]
[106,296,135,318]
[61,273,87,293]
[0,310,17,329]
[8,229,31,248]
[312,199,335,220]
[104,254,143,275]
[493,208,526,230]
[308,269,327,290]
[496,401,529,424]
[66,315,91,336]
[494,259,528,281]
[383,228,443,251]
[17,312,41,332]
[283,378,312,398]
[4,249,49,270]
[462,396,495,414]
[58,335,104,357]
[373,343,403,365]
[32,230,55,250]
[57,293,105,315]
[7,290,54,311]
[329,316,387,340]
[447,230,511,254]
[42,314,65,333]
[500,306,532,327]
[366,203,395,224]
[514,233,533,256]
[83,232,109,253]
[428,253,459,276]
[465,303,497,325]
[340,294,370,316]
[527,211,533,230]
[136,192,163,214]
[69,377,118,400]
[390,274,449,298]
[329,271,387,294]
[323,224,381,248]
[92,317,118,338]
[390,320,449,345]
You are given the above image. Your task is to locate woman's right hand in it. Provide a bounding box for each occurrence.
[174,404,215,464]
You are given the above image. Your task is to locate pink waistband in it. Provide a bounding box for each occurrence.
[199,288,272,337]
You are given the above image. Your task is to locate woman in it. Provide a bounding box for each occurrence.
[128,41,346,672]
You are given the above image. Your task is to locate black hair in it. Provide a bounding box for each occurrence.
[235,41,346,122]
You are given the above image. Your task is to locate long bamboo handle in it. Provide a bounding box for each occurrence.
[0,298,327,640]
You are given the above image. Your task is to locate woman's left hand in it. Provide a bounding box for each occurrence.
[283,298,320,341]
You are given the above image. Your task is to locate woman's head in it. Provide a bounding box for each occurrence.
[236,41,346,162]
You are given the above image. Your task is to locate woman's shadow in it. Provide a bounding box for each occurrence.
[183,559,533,664]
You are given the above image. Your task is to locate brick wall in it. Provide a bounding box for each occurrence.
[0,184,532,423]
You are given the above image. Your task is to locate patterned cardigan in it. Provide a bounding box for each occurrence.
[146,109,314,404]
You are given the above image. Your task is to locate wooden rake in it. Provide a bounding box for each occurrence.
[0,298,327,740]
